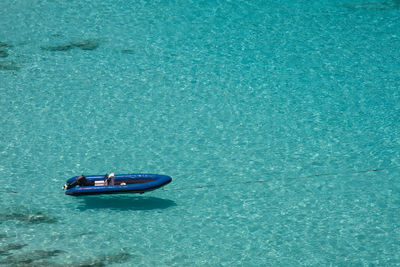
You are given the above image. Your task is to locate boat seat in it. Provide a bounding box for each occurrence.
[95,180,105,186]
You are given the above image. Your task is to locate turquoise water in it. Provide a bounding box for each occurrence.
[1,0,399,265]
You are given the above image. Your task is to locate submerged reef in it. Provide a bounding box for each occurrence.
[0,62,20,71]
[71,252,132,266]
[0,250,132,267]
[0,49,8,58]
[121,49,135,54]
[0,249,64,266]
[0,243,27,256]
[0,42,12,47]
[0,41,20,71]
[72,40,99,50]
[42,40,100,51]
[0,211,57,224]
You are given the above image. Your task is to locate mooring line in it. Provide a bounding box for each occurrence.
[163,165,400,192]
[0,165,399,195]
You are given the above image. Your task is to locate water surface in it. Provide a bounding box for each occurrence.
[1,0,399,265]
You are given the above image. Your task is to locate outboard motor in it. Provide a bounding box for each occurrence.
[63,175,94,190]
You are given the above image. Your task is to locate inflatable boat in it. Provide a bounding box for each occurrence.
[63,173,172,196]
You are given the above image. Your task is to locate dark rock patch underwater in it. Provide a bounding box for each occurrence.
[0,42,12,47]
[0,211,57,224]
[0,41,19,71]
[0,249,64,266]
[0,250,132,267]
[0,243,27,256]
[42,40,100,52]
[121,49,135,54]
[0,62,20,71]
[0,49,8,58]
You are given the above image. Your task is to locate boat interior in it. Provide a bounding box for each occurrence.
[94,178,156,186]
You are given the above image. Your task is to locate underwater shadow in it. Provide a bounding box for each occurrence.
[76,195,176,211]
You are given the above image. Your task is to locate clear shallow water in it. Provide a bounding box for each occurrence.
[0,0,399,265]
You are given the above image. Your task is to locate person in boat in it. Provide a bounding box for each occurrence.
[64,174,94,189]
[105,173,115,185]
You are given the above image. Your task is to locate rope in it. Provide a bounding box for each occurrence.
[163,166,400,192]
[1,165,399,195]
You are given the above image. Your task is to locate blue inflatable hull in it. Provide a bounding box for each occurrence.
[64,174,172,196]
